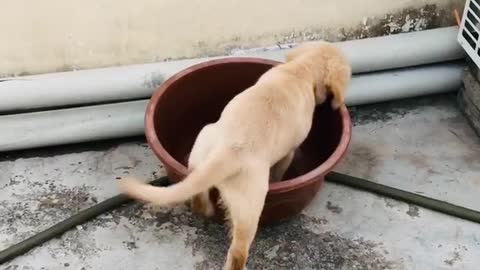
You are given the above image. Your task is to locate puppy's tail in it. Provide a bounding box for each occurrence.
[118,147,238,205]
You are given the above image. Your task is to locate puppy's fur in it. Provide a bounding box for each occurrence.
[118,41,351,270]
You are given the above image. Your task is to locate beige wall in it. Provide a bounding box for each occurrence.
[1,0,463,76]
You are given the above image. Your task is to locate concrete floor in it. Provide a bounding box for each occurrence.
[1,93,479,270]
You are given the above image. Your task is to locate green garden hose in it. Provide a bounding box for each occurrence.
[325,172,480,223]
[1,173,480,265]
[0,177,170,264]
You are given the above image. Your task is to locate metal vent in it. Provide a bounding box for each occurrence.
[458,0,480,68]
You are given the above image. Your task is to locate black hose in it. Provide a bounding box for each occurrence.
[325,172,480,223]
[2,173,480,265]
[0,176,171,265]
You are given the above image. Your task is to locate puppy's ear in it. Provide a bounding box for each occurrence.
[325,60,351,109]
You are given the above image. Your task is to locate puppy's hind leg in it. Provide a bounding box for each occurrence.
[191,190,215,217]
[188,124,217,217]
[218,168,269,270]
[270,151,295,182]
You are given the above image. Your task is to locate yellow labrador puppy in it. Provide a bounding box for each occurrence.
[118,41,351,270]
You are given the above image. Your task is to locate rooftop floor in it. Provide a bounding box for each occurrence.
[1,93,479,270]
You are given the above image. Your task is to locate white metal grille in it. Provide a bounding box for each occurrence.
[458,0,480,68]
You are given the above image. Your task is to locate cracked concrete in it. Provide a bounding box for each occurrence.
[338,93,480,210]
[1,93,480,269]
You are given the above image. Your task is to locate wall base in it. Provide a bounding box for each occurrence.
[458,65,480,137]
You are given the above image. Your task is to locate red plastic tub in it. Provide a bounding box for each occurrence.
[144,57,352,226]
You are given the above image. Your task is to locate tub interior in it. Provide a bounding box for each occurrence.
[153,61,343,180]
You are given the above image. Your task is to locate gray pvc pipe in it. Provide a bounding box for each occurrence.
[237,26,464,74]
[346,63,465,106]
[0,27,464,113]
[0,62,464,152]
[0,100,146,152]
[338,26,464,74]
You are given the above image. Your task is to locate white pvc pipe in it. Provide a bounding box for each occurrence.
[0,63,464,152]
[0,27,463,113]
